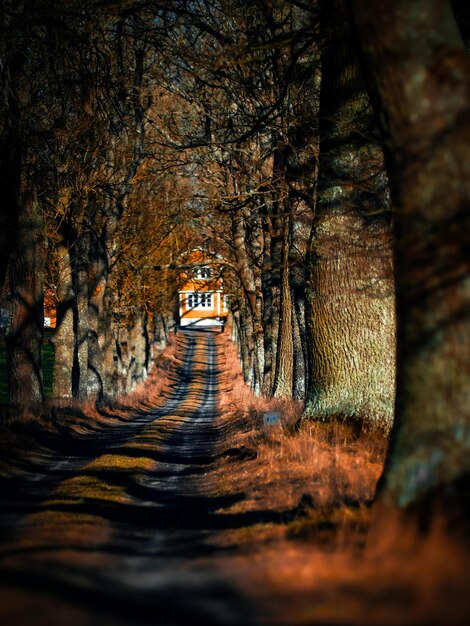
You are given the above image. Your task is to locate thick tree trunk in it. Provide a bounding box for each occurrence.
[305,214,395,427]
[87,231,107,400]
[127,311,146,390]
[87,277,106,399]
[261,215,276,394]
[142,309,151,377]
[51,243,74,399]
[151,312,168,359]
[232,210,264,393]
[71,232,89,400]
[304,0,396,430]
[353,0,470,504]
[0,136,21,293]
[273,216,294,398]
[290,210,311,401]
[103,286,117,396]
[6,179,44,411]
[292,291,307,400]
[267,204,283,395]
[234,301,254,387]
[131,312,144,389]
[116,322,130,395]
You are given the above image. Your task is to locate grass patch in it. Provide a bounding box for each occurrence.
[43,329,54,396]
[0,337,6,403]
[0,329,54,403]
[85,454,156,472]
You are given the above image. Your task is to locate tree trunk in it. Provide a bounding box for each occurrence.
[151,312,168,359]
[234,301,253,387]
[142,309,150,378]
[6,178,44,411]
[292,290,307,400]
[273,215,294,398]
[128,311,146,390]
[261,215,276,394]
[0,136,21,293]
[51,243,74,399]
[232,210,264,393]
[290,209,311,401]
[87,277,106,399]
[116,322,129,395]
[352,0,470,504]
[103,285,117,396]
[87,231,107,400]
[71,232,89,400]
[304,0,396,430]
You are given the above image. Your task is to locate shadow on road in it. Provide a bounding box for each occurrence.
[0,331,271,625]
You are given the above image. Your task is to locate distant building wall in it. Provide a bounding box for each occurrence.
[178,249,228,327]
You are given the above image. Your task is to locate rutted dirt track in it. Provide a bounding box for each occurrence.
[1,331,468,626]
[0,331,263,626]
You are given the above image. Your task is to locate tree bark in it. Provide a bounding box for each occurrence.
[261,214,276,394]
[0,136,21,293]
[71,231,89,400]
[51,242,74,399]
[6,178,44,411]
[232,209,264,393]
[292,288,307,400]
[273,214,294,398]
[87,230,107,400]
[304,0,396,430]
[128,310,146,390]
[352,0,470,504]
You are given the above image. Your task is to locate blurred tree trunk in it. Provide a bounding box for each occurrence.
[304,0,396,430]
[0,136,21,293]
[353,0,470,505]
[6,177,44,411]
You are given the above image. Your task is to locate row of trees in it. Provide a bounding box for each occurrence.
[1,0,469,507]
[153,0,395,427]
[0,0,198,407]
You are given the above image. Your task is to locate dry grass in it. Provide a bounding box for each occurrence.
[211,330,470,625]
[215,331,386,517]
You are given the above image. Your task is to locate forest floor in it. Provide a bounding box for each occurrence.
[0,329,468,626]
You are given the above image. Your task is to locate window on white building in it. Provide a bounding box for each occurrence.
[195,266,212,280]
[200,293,212,308]
[186,292,212,309]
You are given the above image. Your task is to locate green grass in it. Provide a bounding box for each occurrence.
[0,338,6,403]
[0,329,55,403]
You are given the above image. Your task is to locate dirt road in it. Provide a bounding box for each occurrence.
[0,331,262,626]
[1,331,468,626]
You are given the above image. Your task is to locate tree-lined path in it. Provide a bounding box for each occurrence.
[1,1,469,623]
[0,331,262,626]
